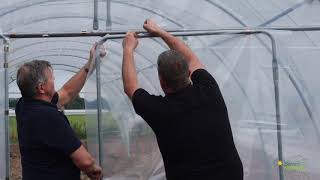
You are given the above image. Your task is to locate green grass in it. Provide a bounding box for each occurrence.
[9,114,87,143]
[9,116,18,143]
[67,115,87,140]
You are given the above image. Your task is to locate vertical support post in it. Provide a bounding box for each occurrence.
[3,40,10,180]
[95,44,103,167]
[106,0,112,29]
[262,32,284,180]
[93,0,99,30]
[273,54,284,180]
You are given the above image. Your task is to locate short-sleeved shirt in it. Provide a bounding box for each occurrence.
[132,69,243,180]
[15,93,82,180]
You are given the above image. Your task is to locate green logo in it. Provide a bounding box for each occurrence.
[273,155,306,172]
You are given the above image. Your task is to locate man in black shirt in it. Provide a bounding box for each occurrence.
[122,19,243,180]
[15,44,104,180]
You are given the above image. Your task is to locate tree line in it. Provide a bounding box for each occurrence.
[9,95,85,109]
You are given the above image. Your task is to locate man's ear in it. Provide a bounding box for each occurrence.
[159,75,167,88]
[159,78,165,88]
[37,83,45,94]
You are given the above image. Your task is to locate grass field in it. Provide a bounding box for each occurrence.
[9,114,87,143]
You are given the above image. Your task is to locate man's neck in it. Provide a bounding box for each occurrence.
[164,83,191,95]
[33,94,52,103]
[164,88,175,95]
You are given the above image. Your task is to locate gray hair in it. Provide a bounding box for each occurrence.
[16,60,52,97]
[157,50,190,92]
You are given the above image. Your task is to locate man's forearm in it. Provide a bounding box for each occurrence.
[122,48,138,99]
[71,145,102,179]
[58,63,89,106]
[64,63,89,92]
[158,31,198,63]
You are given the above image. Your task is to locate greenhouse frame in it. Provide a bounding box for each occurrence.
[1,0,320,179]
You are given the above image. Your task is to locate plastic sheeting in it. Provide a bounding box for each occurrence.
[0,0,95,33]
[0,0,320,34]
[275,31,320,179]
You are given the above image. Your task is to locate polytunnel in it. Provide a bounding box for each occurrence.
[1,0,320,179]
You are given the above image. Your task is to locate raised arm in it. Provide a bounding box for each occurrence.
[57,43,106,108]
[143,19,204,75]
[122,32,139,99]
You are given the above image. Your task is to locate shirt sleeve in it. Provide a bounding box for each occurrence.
[191,69,227,107]
[132,88,167,128]
[38,111,82,156]
[191,69,219,89]
[51,92,59,105]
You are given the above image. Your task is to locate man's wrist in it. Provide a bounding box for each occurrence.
[124,47,134,54]
[156,29,166,37]
[84,162,96,174]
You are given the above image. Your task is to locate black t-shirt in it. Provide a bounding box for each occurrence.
[132,69,243,180]
[15,93,81,180]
